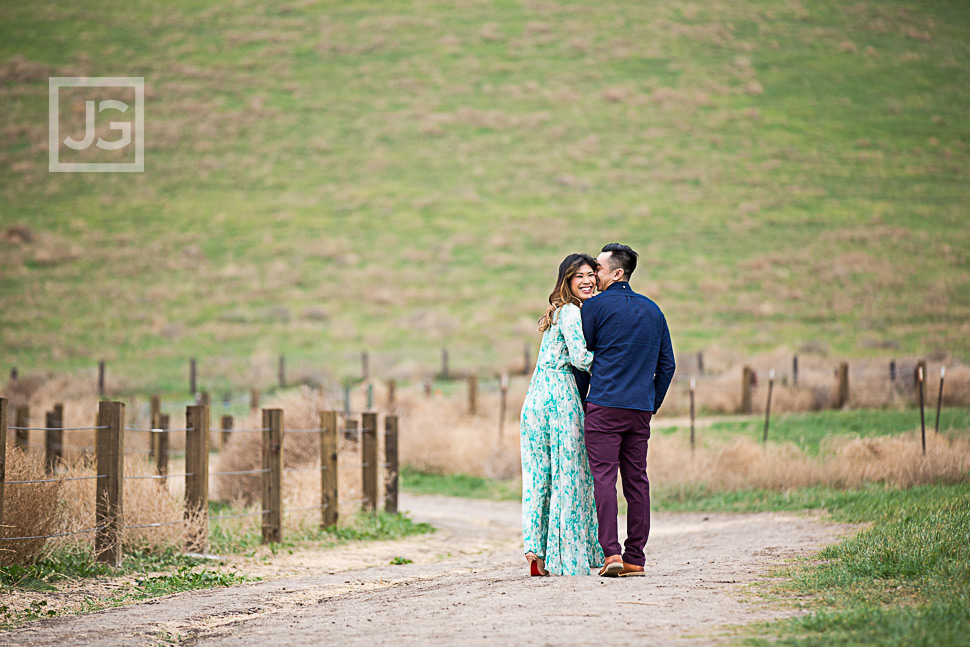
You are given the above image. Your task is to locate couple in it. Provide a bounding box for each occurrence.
[520,243,676,577]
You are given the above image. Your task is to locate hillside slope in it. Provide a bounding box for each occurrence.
[1,0,968,391]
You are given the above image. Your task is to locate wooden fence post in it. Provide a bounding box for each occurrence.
[935,366,945,434]
[320,410,338,528]
[914,360,927,389]
[148,395,161,461]
[362,351,369,381]
[741,366,753,414]
[918,366,926,456]
[14,406,28,450]
[387,379,396,411]
[0,398,7,542]
[221,415,233,449]
[361,412,378,512]
[345,417,358,443]
[98,360,106,397]
[385,415,399,514]
[792,355,799,387]
[523,341,531,376]
[278,355,286,389]
[689,378,696,453]
[836,362,849,409]
[468,375,478,415]
[499,373,509,439]
[697,351,704,375]
[95,401,125,566]
[250,387,259,413]
[185,405,209,553]
[189,358,197,395]
[423,379,432,398]
[441,348,449,380]
[155,414,169,477]
[763,369,775,444]
[45,403,64,473]
[262,408,283,544]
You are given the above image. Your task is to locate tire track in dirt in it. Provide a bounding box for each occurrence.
[0,494,854,647]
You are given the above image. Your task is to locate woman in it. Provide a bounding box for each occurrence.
[520,253,604,576]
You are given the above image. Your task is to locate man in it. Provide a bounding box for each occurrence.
[581,243,675,577]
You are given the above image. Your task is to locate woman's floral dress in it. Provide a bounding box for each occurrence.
[520,303,604,575]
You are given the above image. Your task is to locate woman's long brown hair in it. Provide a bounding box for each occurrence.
[537,253,597,333]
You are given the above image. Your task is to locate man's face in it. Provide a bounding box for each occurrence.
[595,251,620,291]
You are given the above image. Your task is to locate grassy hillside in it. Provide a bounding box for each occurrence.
[1,0,968,393]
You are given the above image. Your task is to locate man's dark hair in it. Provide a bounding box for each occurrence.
[601,243,638,280]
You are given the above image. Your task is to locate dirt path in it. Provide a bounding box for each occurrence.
[0,495,853,647]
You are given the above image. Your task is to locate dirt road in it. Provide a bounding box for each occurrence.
[0,494,852,647]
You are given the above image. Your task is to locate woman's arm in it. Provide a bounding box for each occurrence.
[559,304,594,371]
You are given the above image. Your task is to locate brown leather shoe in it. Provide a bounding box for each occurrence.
[618,561,645,577]
[599,554,623,577]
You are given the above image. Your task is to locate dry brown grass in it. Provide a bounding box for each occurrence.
[1,448,61,566]
[211,386,370,518]
[395,382,524,480]
[0,450,196,565]
[650,430,970,494]
[55,455,198,557]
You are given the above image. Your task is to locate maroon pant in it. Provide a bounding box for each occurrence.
[584,403,652,567]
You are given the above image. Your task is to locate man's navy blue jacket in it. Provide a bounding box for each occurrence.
[579,281,675,413]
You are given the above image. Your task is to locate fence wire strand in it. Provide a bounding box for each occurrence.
[9,425,108,431]
[2,525,105,541]
[123,473,192,481]
[124,519,185,529]
[5,474,107,485]
[210,468,271,476]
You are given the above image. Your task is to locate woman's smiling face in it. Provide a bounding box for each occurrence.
[571,263,596,301]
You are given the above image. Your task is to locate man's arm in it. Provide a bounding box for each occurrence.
[652,318,676,412]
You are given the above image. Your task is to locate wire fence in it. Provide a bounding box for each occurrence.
[1,401,402,558]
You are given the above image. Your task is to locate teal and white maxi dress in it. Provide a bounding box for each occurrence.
[520,303,604,575]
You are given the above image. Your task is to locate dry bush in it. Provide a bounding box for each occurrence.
[55,455,200,556]
[395,382,524,480]
[212,386,369,516]
[1,448,61,566]
[649,430,970,494]
[824,433,970,489]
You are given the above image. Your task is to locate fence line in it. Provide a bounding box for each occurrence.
[0,398,401,563]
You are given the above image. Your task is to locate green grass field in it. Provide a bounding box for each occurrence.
[1,0,968,393]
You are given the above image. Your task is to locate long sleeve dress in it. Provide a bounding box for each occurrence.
[520,303,605,575]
